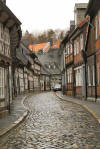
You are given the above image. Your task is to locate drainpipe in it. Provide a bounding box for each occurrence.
[63,50,65,94]
[85,61,87,100]
[94,54,97,102]
[81,50,87,100]
[8,65,11,114]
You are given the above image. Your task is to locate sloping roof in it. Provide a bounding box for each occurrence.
[37,48,61,75]
[0,1,21,27]
[41,65,51,75]
[29,40,61,53]
[61,16,89,45]
[29,43,48,52]
[85,0,100,17]
[0,1,22,49]
[16,48,28,66]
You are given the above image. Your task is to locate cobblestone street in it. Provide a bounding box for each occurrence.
[0,92,100,149]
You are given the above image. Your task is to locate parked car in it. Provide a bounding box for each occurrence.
[53,84,61,91]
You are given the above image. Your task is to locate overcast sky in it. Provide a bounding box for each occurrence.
[7,0,89,33]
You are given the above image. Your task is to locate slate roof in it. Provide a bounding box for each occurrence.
[37,48,61,75]
[16,44,28,66]
[0,1,21,26]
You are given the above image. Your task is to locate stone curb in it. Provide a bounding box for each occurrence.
[0,95,29,137]
[55,92,100,125]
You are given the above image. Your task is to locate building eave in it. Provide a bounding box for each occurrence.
[85,0,100,18]
[0,1,21,27]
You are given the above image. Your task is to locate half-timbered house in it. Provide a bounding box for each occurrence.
[0,0,21,114]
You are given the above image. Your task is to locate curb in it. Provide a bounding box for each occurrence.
[55,92,100,125]
[0,95,29,137]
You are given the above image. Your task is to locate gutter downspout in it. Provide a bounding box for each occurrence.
[94,51,97,102]
[8,65,11,114]
[85,61,87,100]
[84,17,91,100]
[86,18,97,101]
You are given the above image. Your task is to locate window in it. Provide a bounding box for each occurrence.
[88,66,91,86]
[22,48,23,54]
[67,44,70,55]
[0,67,5,99]
[76,40,79,54]
[0,24,1,39]
[19,69,24,92]
[66,44,68,54]
[67,70,69,83]
[70,43,72,54]
[0,41,2,53]
[99,11,100,34]
[75,67,82,86]
[74,40,77,56]
[92,65,95,86]
[97,56,100,85]
[80,34,83,50]
[67,68,72,83]
[0,24,3,40]
[95,16,98,39]
[1,43,4,54]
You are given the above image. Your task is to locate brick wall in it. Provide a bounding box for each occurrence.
[66,55,73,65]
[74,53,83,65]
[75,87,82,96]
[87,87,95,97]
[66,90,73,96]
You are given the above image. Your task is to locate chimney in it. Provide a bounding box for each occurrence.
[1,0,6,4]
[74,3,88,27]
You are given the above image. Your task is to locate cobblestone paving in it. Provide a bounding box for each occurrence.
[0,92,100,149]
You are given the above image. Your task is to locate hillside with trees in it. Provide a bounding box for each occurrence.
[22,29,66,45]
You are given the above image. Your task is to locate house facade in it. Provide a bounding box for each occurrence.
[33,59,41,92]
[29,40,61,90]
[0,23,11,112]
[14,41,41,94]
[61,31,74,96]
[61,1,100,102]
[72,18,89,98]
[0,1,21,114]
[85,0,100,101]
[40,75,50,91]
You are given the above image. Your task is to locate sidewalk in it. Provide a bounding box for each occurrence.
[0,94,29,137]
[56,91,100,124]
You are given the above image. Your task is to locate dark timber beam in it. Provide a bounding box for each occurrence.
[3,17,10,28]
[0,10,4,17]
